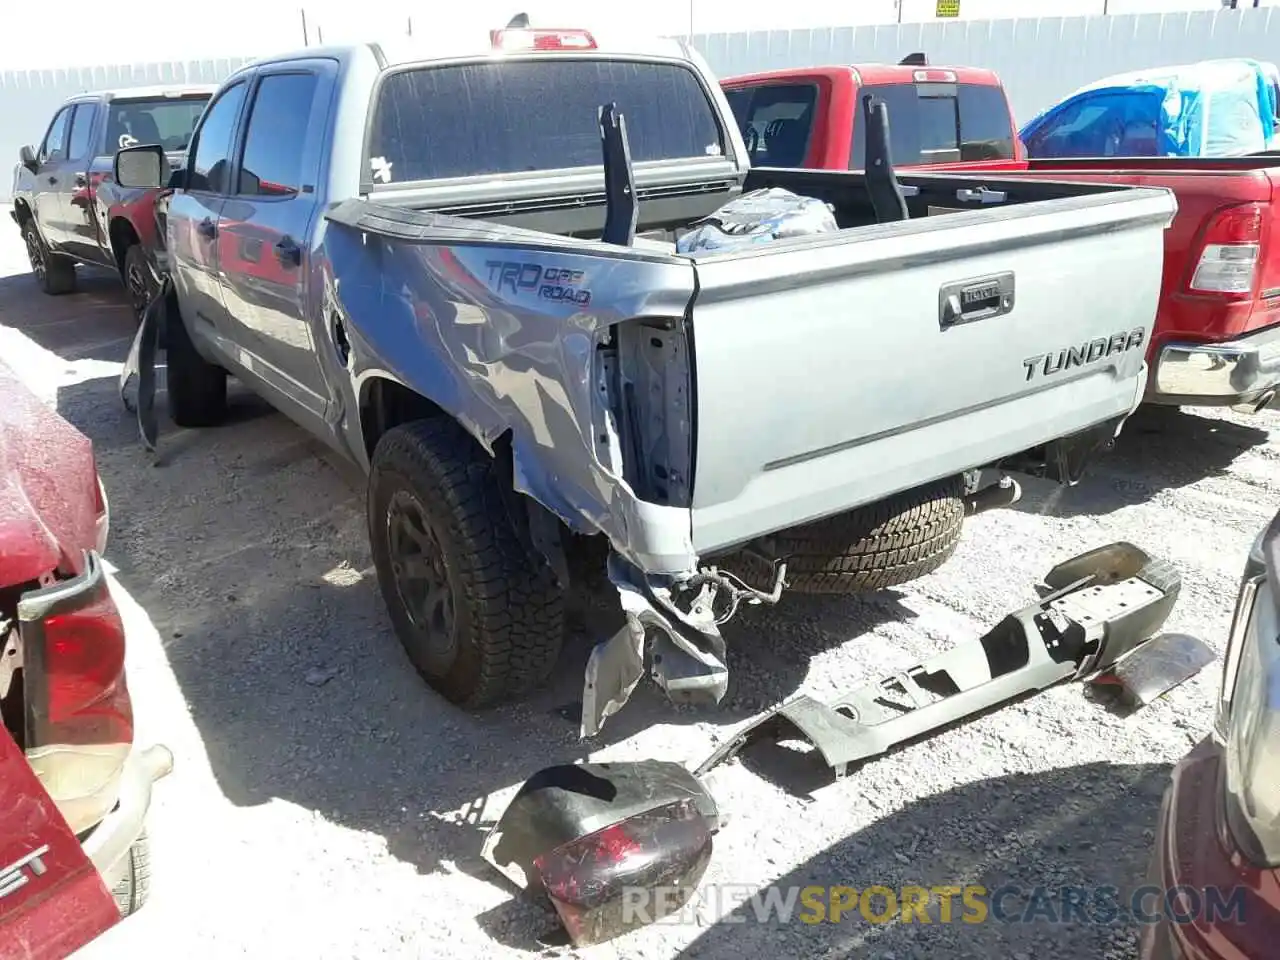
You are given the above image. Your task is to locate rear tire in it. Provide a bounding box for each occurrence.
[368,419,565,707]
[729,475,968,595]
[110,831,151,918]
[23,220,76,295]
[164,296,227,427]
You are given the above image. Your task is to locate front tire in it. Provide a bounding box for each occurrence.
[164,294,227,427]
[23,220,76,295]
[368,419,565,707]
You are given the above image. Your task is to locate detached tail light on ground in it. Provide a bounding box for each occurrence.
[535,798,713,945]
[481,761,718,946]
[1189,202,1263,296]
[17,552,132,835]
[1219,520,1280,867]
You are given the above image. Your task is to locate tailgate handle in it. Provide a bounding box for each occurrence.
[956,186,1007,204]
[939,272,1015,329]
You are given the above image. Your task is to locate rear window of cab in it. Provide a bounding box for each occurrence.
[367,58,727,184]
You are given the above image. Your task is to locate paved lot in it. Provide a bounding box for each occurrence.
[1,218,1276,959]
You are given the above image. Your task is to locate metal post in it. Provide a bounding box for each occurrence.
[897,0,903,24]
[407,16,413,36]
[300,7,309,46]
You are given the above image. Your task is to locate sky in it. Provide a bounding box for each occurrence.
[0,0,1269,71]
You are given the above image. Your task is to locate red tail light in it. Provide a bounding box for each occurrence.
[1188,202,1264,298]
[533,798,712,946]
[490,28,597,51]
[18,552,133,834]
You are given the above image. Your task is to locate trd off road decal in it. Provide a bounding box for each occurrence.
[484,260,593,306]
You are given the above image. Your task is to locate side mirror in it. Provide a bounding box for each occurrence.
[19,145,37,172]
[114,144,168,190]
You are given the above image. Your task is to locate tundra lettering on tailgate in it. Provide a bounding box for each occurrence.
[484,259,592,306]
[1023,328,1146,382]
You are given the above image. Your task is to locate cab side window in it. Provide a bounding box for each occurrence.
[39,107,73,164]
[66,103,97,162]
[236,72,320,197]
[187,80,249,194]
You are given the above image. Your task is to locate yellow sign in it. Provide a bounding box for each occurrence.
[937,0,961,17]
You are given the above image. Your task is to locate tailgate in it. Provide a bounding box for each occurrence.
[687,187,1175,553]
[0,726,118,960]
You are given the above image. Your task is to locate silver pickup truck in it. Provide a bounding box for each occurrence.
[114,25,1175,736]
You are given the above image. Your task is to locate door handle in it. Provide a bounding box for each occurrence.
[47,176,58,186]
[274,236,302,267]
[197,218,217,240]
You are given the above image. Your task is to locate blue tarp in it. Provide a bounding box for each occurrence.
[1020,59,1280,159]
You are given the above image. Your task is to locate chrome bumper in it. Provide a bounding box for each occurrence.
[81,745,173,888]
[1150,324,1280,410]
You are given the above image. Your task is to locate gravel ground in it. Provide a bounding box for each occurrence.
[1,219,1275,960]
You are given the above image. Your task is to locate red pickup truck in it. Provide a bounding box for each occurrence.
[0,359,171,958]
[722,62,1280,414]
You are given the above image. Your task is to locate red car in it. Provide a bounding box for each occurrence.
[1141,510,1280,959]
[0,359,171,958]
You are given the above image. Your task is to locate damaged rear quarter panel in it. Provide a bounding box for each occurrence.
[319,202,701,575]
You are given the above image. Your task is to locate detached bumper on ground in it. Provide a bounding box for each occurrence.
[81,744,172,889]
[697,542,1209,780]
[1150,323,1280,411]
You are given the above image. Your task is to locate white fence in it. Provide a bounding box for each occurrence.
[5,9,1280,201]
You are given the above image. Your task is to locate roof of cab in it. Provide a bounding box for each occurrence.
[69,83,218,102]
[231,27,695,76]
[721,63,1004,87]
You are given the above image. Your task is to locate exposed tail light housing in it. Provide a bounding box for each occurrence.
[481,761,719,946]
[17,551,132,835]
[1189,202,1263,297]
[490,28,597,51]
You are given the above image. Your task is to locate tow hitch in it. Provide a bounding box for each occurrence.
[696,541,1211,780]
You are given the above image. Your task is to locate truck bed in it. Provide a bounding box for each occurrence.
[325,167,1174,571]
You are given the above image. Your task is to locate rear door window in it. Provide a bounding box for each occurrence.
[724,83,817,167]
[850,82,1015,168]
[367,59,725,184]
[236,72,320,197]
[66,103,96,162]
